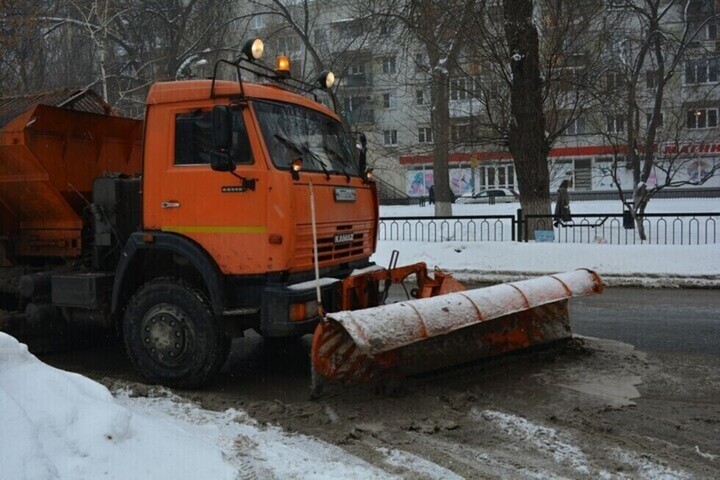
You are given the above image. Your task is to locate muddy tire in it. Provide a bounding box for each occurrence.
[123,278,227,388]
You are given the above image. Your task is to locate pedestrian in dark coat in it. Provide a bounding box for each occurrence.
[554,180,572,226]
[428,185,435,205]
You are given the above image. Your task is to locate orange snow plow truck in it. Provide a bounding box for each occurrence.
[0,39,603,389]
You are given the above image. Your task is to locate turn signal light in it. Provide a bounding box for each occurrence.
[289,300,319,322]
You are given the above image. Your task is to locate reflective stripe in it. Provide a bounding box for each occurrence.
[161,225,267,234]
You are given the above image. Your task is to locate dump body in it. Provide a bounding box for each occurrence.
[0,105,142,257]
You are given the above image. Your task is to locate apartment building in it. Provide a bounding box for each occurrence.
[239,1,720,198]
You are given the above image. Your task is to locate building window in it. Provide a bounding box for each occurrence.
[382,56,397,74]
[382,93,396,109]
[413,52,427,72]
[276,36,299,54]
[646,69,659,88]
[606,115,625,133]
[558,66,585,91]
[606,72,624,90]
[345,63,369,87]
[450,77,478,100]
[383,129,398,146]
[451,124,473,142]
[684,58,719,84]
[565,116,587,135]
[349,63,365,76]
[708,23,718,40]
[687,108,718,129]
[416,90,425,105]
[344,96,368,112]
[646,111,664,127]
[418,127,433,143]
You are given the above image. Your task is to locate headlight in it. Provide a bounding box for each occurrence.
[317,70,335,89]
[242,38,264,61]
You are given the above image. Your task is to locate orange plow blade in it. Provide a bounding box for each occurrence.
[311,269,603,389]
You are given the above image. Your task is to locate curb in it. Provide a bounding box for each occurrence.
[449,270,720,289]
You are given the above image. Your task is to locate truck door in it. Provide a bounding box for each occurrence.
[151,106,267,274]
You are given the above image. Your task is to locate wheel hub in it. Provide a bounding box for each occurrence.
[141,304,195,366]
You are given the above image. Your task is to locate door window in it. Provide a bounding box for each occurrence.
[174,109,253,165]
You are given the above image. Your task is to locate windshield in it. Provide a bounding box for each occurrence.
[253,100,359,177]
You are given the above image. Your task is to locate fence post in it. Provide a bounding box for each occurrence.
[516,209,523,242]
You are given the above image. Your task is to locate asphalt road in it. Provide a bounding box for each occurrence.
[570,287,720,356]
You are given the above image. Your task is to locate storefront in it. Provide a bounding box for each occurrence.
[399,144,720,197]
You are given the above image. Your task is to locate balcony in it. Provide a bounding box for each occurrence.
[342,74,373,88]
[344,109,375,125]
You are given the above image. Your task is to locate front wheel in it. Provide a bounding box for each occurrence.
[123,278,228,388]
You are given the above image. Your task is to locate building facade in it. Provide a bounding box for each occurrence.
[238,1,720,199]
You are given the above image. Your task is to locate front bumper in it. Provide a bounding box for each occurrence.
[260,279,343,337]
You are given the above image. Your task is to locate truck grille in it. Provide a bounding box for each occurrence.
[293,221,374,271]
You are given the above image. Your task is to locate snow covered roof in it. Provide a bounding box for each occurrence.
[0,88,115,129]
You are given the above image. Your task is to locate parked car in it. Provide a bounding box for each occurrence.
[456,188,519,204]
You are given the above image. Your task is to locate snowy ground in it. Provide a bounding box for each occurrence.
[0,333,389,480]
[376,198,720,287]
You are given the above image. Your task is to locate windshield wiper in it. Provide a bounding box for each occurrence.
[274,134,304,157]
[274,134,331,180]
[323,145,351,182]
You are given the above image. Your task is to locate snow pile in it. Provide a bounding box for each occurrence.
[474,409,592,475]
[377,447,463,479]
[116,393,390,480]
[0,333,237,479]
[0,333,390,480]
[473,408,694,480]
[373,241,720,278]
[614,449,691,480]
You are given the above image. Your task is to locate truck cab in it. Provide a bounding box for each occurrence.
[113,52,379,386]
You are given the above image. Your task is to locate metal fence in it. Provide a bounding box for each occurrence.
[522,212,719,245]
[378,215,516,242]
[379,212,719,245]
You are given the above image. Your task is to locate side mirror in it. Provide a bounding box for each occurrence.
[212,105,231,149]
[210,150,236,172]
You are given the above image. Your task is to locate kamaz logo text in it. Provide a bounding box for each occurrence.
[334,233,354,244]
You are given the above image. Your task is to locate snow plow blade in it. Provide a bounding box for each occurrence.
[311,269,603,388]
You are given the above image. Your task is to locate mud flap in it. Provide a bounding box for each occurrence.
[311,269,603,390]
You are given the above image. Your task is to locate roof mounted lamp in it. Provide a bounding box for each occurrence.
[242,38,264,61]
[317,71,335,90]
[275,55,291,76]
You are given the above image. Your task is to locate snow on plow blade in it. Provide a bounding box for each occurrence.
[311,269,603,387]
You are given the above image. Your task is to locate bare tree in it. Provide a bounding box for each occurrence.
[501,0,554,224]
[467,1,604,220]
[23,0,233,115]
[592,0,719,239]
[0,0,59,93]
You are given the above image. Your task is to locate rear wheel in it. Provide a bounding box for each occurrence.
[123,278,227,388]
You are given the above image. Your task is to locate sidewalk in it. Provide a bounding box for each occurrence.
[373,241,720,288]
